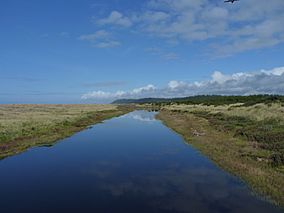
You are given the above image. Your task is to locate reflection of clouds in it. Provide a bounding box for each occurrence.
[108,167,230,212]
[100,181,136,197]
[124,110,157,122]
[83,163,277,213]
[145,147,181,161]
[131,114,155,122]
[82,161,121,178]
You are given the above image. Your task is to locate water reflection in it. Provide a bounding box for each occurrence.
[0,111,282,213]
[123,110,156,122]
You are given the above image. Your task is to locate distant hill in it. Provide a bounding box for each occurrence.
[112,95,284,106]
[112,98,169,104]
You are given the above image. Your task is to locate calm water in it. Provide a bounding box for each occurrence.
[0,111,282,213]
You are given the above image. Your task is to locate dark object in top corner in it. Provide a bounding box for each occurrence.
[224,0,239,3]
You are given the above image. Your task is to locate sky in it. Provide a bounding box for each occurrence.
[1,0,284,103]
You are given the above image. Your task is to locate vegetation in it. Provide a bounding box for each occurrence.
[113,94,284,106]
[157,102,284,206]
[0,104,132,159]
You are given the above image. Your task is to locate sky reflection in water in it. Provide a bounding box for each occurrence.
[0,111,282,213]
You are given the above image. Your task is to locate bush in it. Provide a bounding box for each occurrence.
[270,153,284,167]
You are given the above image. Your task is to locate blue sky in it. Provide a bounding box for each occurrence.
[1,0,284,103]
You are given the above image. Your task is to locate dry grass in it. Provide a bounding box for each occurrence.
[163,103,284,121]
[0,104,116,140]
[0,104,131,159]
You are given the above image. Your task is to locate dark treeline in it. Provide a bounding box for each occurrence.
[112,95,284,106]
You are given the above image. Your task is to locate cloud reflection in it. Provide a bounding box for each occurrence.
[125,111,157,122]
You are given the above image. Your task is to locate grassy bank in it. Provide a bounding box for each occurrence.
[0,104,132,159]
[157,103,284,206]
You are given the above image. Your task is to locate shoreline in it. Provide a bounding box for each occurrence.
[156,109,284,207]
[0,105,133,159]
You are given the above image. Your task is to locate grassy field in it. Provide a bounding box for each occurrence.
[0,104,132,159]
[157,103,284,206]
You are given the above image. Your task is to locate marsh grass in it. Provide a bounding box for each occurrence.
[164,103,284,121]
[164,103,284,165]
[0,104,132,159]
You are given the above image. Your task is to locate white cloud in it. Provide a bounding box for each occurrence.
[81,66,284,102]
[94,0,284,56]
[211,71,254,84]
[211,71,230,84]
[82,84,156,100]
[132,11,170,23]
[168,80,187,89]
[79,30,120,48]
[81,90,126,100]
[132,84,156,94]
[95,40,121,48]
[145,47,179,60]
[96,11,132,27]
[261,67,284,76]
[79,30,109,41]
[163,52,179,60]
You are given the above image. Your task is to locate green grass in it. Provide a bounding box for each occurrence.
[157,103,284,206]
[193,111,284,166]
[0,104,133,159]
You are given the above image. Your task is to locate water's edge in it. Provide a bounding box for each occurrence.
[156,110,284,208]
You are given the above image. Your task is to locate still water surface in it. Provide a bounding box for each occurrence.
[0,111,282,213]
